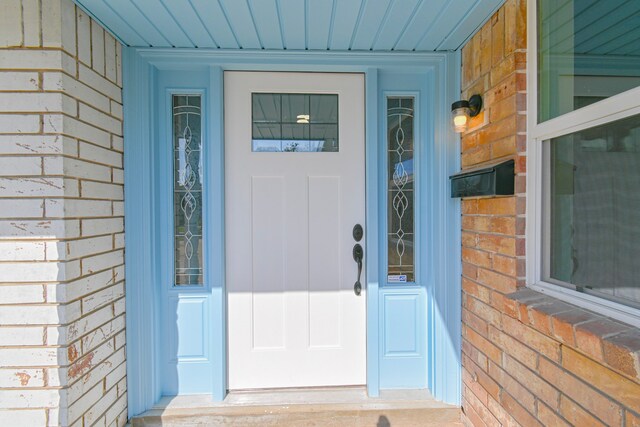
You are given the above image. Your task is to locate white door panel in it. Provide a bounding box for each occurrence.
[225,72,365,389]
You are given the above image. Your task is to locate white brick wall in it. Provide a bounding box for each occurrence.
[0,1,127,425]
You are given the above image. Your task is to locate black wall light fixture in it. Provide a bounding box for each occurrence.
[451,94,483,133]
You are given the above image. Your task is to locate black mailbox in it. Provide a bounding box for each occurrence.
[449,159,514,198]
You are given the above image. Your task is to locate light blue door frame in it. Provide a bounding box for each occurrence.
[123,48,461,417]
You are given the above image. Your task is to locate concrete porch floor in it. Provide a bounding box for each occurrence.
[130,387,462,426]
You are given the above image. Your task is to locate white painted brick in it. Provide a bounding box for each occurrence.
[46,324,65,346]
[0,0,22,47]
[110,101,123,120]
[82,282,124,313]
[0,241,46,261]
[0,156,42,176]
[0,219,79,239]
[0,368,45,387]
[22,0,41,47]
[105,34,117,83]
[84,386,117,426]
[0,199,44,219]
[81,217,123,237]
[63,269,114,303]
[81,181,124,200]
[113,265,124,282]
[44,114,111,148]
[91,21,105,75]
[0,326,44,345]
[0,389,61,409]
[68,346,124,404]
[115,332,127,348]
[116,43,122,87]
[0,72,39,91]
[79,141,122,167]
[113,201,124,216]
[67,338,115,387]
[0,259,80,283]
[0,409,47,426]
[82,250,123,276]
[113,296,125,318]
[116,378,127,397]
[43,72,111,114]
[0,50,63,70]
[112,135,124,152]
[0,303,61,324]
[0,114,40,133]
[0,134,73,156]
[79,64,121,102]
[0,93,72,114]
[0,347,60,367]
[79,103,122,135]
[104,361,127,396]
[65,235,113,260]
[80,315,125,354]
[0,177,70,197]
[45,366,66,387]
[105,393,127,427]
[67,304,113,341]
[45,198,112,218]
[114,233,124,249]
[77,8,91,65]
[42,0,62,49]
[45,157,111,182]
[60,0,77,56]
[63,300,83,324]
[112,168,124,184]
[0,284,45,304]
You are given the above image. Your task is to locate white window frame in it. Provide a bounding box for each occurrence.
[526,0,640,328]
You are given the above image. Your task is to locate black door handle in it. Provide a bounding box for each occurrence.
[353,244,363,296]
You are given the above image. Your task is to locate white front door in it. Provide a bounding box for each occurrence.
[225,71,366,390]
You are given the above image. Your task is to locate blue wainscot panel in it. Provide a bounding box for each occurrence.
[380,289,427,388]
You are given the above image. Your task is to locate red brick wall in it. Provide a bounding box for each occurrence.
[459,1,640,425]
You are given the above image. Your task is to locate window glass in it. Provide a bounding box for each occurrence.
[387,97,415,283]
[538,0,640,122]
[545,114,640,309]
[173,95,204,286]
[252,93,338,152]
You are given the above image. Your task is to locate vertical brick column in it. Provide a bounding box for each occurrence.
[0,1,126,425]
[459,0,530,424]
[460,1,640,426]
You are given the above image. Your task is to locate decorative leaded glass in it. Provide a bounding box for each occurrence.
[251,93,338,152]
[387,97,415,283]
[173,95,204,286]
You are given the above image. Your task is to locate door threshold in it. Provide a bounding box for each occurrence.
[151,386,454,411]
[134,387,461,426]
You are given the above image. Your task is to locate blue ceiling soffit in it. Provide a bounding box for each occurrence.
[74,0,505,51]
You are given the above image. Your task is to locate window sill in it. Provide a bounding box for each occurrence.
[504,287,640,383]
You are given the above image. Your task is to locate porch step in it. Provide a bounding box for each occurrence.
[130,387,461,426]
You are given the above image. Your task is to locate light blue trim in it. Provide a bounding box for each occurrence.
[427,51,462,405]
[123,48,158,415]
[208,66,227,401]
[365,67,380,397]
[123,48,462,417]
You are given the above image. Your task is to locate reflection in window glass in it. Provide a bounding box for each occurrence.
[546,114,640,309]
[538,0,640,122]
[252,93,338,152]
[173,95,204,286]
[387,97,415,283]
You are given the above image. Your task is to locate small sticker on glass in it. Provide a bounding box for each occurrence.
[388,275,407,283]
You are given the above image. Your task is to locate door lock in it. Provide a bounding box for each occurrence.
[353,244,363,296]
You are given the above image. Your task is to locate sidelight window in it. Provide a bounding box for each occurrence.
[387,96,415,283]
[172,94,204,286]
